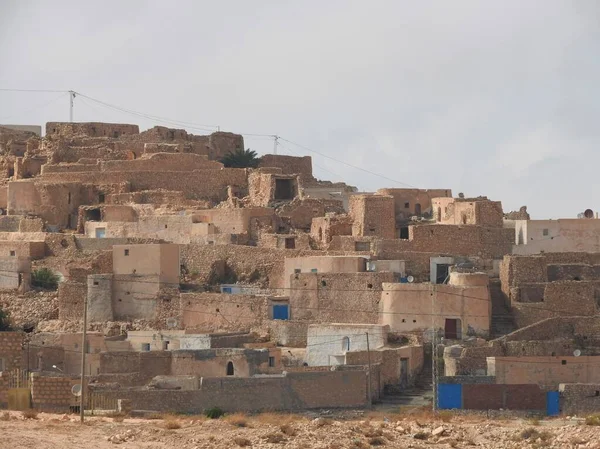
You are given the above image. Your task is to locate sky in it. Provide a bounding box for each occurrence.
[1,0,599,219]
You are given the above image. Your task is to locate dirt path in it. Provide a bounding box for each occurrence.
[0,410,598,449]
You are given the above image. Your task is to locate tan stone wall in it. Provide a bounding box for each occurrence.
[349,194,395,239]
[489,356,600,390]
[0,331,25,371]
[93,369,368,413]
[290,272,395,323]
[30,373,78,411]
[311,215,353,247]
[259,154,312,178]
[377,188,451,219]
[181,293,268,333]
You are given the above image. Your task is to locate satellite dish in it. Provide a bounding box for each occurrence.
[407,276,414,283]
[71,384,82,397]
[574,349,582,357]
[584,209,594,219]
[166,317,178,329]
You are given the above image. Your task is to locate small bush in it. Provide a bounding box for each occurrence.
[369,436,386,446]
[205,406,225,419]
[528,417,540,426]
[264,432,287,444]
[413,432,429,440]
[105,411,126,418]
[21,409,38,420]
[586,414,600,426]
[280,424,297,436]
[112,416,124,423]
[164,419,181,430]
[0,412,10,421]
[439,410,453,423]
[234,437,251,447]
[224,413,249,427]
[31,268,60,290]
[146,412,164,420]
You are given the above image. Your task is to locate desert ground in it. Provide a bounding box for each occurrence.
[1,409,599,449]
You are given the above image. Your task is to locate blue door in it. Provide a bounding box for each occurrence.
[546,391,559,416]
[273,304,289,320]
[438,384,462,410]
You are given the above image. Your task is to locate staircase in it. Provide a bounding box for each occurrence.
[490,279,516,339]
[377,354,433,409]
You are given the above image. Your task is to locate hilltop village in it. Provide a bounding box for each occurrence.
[1,121,600,417]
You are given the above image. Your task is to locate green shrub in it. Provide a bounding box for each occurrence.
[0,307,10,331]
[32,268,59,290]
[205,406,225,419]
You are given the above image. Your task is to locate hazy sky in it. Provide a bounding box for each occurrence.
[1,1,599,219]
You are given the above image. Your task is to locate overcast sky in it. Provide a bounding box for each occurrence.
[1,1,599,219]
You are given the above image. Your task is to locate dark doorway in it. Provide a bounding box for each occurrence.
[437,207,442,222]
[415,203,422,215]
[284,237,296,249]
[226,361,234,376]
[85,208,101,221]
[98,193,105,203]
[400,358,409,388]
[436,264,450,284]
[399,227,409,239]
[274,179,294,200]
[444,319,460,339]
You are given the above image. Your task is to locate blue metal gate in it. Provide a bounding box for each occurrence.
[438,384,462,410]
[546,391,559,416]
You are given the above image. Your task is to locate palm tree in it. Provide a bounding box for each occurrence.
[220,148,262,168]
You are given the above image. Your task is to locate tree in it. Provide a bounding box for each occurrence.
[220,148,261,168]
[0,307,10,331]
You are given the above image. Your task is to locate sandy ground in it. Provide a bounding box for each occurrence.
[1,410,600,449]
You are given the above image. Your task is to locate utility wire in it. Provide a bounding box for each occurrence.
[0,89,69,93]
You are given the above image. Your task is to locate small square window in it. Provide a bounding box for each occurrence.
[9,251,15,257]
[294,269,301,274]
[268,356,275,367]
[93,281,99,286]
[543,229,549,236]
[124,249,129,256]
[404,202,410,208]
[311,268,318,273]
[561,360,567,365]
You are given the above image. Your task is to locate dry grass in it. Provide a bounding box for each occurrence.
[519,427,552,442]
[264,432,287,444]
[0,412,10,421]
[164,417,182,430]
[362,426,383,438]
[438,410,453,423]
[349,439,369,449]
[586,414,600,426]
[253,412,305,426]
[369,436,386,446]
[146,412,164,420]
[280,424,297,436]
[224,413,249,428]
[112,416,125,423]
[528,417,541,426]
[314,417,334,427]
[234,436,251,447]
[21,409,38,420]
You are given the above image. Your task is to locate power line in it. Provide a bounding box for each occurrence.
[0,89,69,93]
[280,137,417,188]
[0,92,69,121]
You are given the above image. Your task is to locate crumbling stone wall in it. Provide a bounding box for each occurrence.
[376,188,451,221]
[259,154,313,180]
[277,198,344,231]
[45,122,139,138]
[311,215,353,248]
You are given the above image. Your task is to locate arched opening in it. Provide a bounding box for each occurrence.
[226,361,234,376]
[341,336,350,352]
[318,227,323,242]
[462,214,467,225]
[437,207,442,222]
